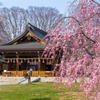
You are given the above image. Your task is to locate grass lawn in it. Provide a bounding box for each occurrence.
[0,82,88,100]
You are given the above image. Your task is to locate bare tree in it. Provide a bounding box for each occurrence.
[0,7,62,42]
[0,7,27,40]
[27,7,62,32]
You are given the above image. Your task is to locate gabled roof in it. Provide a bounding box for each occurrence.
[3,23,47,45]
[29,23,47,39]
[0,23,47,52]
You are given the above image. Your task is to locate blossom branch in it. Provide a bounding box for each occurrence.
[92,0,100,5]
[61,16,96,43]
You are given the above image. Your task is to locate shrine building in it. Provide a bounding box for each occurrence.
[0,23,54,77]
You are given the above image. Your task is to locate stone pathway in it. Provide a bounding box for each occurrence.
[0,76,55,85]
[0,81,17,85]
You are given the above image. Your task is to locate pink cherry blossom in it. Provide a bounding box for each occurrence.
[44,0,100,99]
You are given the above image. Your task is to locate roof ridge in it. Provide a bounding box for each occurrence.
[28,22,47,34]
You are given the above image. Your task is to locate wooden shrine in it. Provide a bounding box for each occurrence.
[0,23,54,77]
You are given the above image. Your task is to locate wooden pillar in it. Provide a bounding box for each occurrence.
[2,52,5,71]
[2,52,5,70]
[2,53,8,71]
[0,63,3,75]
[16,52,19,70]
[38,58,41,76]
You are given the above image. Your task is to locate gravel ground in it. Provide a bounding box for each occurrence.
[0,81,17,85]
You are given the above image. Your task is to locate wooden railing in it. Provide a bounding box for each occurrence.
[2,71,53,77]
[39,71,52,77]
[32,71,38,76]
[3,57,53,77]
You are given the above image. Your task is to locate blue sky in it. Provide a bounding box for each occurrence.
[0,0,73,14]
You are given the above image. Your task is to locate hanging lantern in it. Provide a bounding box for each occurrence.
[24,59,26,62]
[42,59,45,63]
[16,59,18,63]
[10,59,12,63]
[49,59,51,64]
[28,59,30,63]
[13,59,15,63]
[21,59,23,63]
[7,60,9,63]
[32,59,34,63]
[34,59,37,64]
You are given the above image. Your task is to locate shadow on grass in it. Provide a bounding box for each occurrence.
[30,98,50,100]
[30,83,37,85]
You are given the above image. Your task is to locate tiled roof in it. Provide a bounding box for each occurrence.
[29,23,47,39]
[0,43,45,51]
